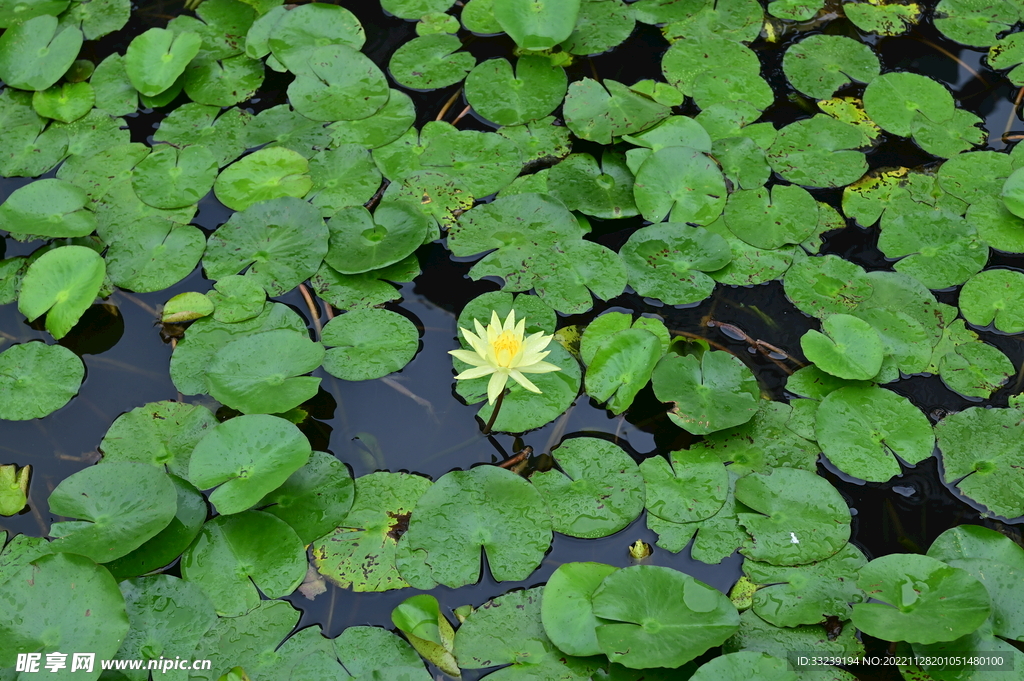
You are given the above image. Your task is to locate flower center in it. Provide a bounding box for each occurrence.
[492,330,522,367]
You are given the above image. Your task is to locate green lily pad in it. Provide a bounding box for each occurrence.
[305,145,382,218]
[203,196,329,295]
[448,192,626,314]
[0,178,96,239]
[153,103,251,167]
[744,542,867,627]
[208,274,266,323]
[321,308,419,381]
[18,244,105,340]
[724,185,820,250]
[383,0,455,18]
[494,0,581,49]
[310,255,419,311]
[188,414,311,515]
[735,467,851,566]
[766,115,868,188]
[105,475,207,581]
[620,221,733,304]
[180,510,306,616]
[265,1,362,71]
[691,68,773,115]
[102,217,206,293]
[935,404,1024,519]
[863,71,954,138]
[562,0,635,55]
[288,44,389,122]
[0,15,83,90]
[124,27,201,96]
[32,81,94,123]
[389,33,475,90]
[692,651,795,681]
[0,342,83,421]
[584,328,662,414]
[703,218,800,287]
[498,116,572,164]
[465,56,567,126]
[661,35,759,98]
[783,35,880,99]
[90,53,137,115]
[641,449,728,524]
[129,144,218,209]
[959,268,1024,333]
[801,314,884,381]
[633,145,726,224]
[0,119,70,178]
[783,254,874,318]
[0,0,69,27]
[312,471,432,592]
[563,77,670,145]
[579,311,669,365]
[327,89,416,149]
[397,465,552,588]
[652,0,764,42]
[845,0,921,34]
[690,401,819,475]
[592,565,740,669]
[384,169,473,229]
[934,0,1016,46]
[391,595,459,677]
[324,202,430,275]
[115,575,217,680]
[257,450,353,545]
[208,329,324,414]
[815,385,934,483]
[163,291,215,323]
[48,461,177,563]
[853,553,992,644]
[181,53,264,107]
[723,608,865,664]
[0,553,128,669]
[532,437,645,538]
[334,625,432,680]
[938,338,1014,400]
[541,562,619,657]
[214,146,312,211]
[187,600,297,680]
[651,350,760,435]
[170,302,307,395]
[99,400,217,478]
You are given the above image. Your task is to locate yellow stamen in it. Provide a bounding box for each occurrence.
[492,330,521,366]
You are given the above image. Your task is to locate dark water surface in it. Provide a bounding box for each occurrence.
[3,1,1024,679]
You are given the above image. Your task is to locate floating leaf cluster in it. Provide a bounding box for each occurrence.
[1,0,1023,678]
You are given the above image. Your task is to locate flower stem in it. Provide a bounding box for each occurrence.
[481,390,505,435]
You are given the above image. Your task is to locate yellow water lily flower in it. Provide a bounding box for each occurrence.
[449,310,561,405]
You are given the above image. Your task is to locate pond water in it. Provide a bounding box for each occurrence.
[3,0,1024,678]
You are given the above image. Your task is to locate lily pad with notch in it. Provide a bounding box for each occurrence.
[334,625,432,680]
[397,465,552,588]
[312,471,432,592]
[321,308,420,381]
[203,196,329,295]
[182,53,265,107]
[532,437,645,538]
[690,401,820,475]
[541,562,619,657]
[633,145,726,224]
[288,44,390,122]
[724,185,819,250]
[651,350,760,435]
[327,89,416,149]
[801,314,884,381]
[31,81,94,123]
[325,202,430,275]
[102,217,206,293]
[815,385,934,483]
[124,27,201,97]
[266,2,363,76]
[0,14,83,91]
[735,467,851,566]
[494,0,581,49]
[766,115,869,189]
[207,274,266,323]
[187,414,312,516]
[180,510,307,617]
[783,254,874,318]
[311,254,419,311]
[561,0,635,55]
[48,461,178,563]
[214,146,312,211]
[99,400,217,478]
[305,145,382,218]
[389,33,475,90]
[466,56,567,127]
[584,327,663,414]
[0,342,84,421]
[782,35,880,100]
[640,449,728,524]
[18,245,105,340]
[959,268,1024,333]
[563,77,670,145]
[153,103,251,168]
[257,450,354,545]
[547,150,638,219]
[0,178,96,239]
[207,329,324,415]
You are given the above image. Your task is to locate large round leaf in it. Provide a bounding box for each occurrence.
[641,449,728,524]
[783,254,874,318]
[48,461,178,563]
[321,308,420,381]
[288,44,389,122]
[723,185,820,250]
[465,56,567,126]
[18,245,105,339]
[207,329,324,414]
[324,202,431,275]
[584,327,662,414]
[102,217,206,293]
[563,77,670,144]
[782,35,880,99]
[494,0,581,49]
[633,146,726,224]
[0,553,128,669]
[863,72,954,137]
[735,467,851,566]
[266,2,363,74]
[98,401,216,478]
[592,565,740,669]
[0,342,83,421]
[187,414,312,515]
[541,562,619,657]
[959,268,1024,333]
[814,385,934,483]
[0,178,96,238]
[0,15,83,90]
[620,222,732,306]
[651,351,760,435]
[180,511,306,616]
[691,652,796,681]
[312,471,432,592]
[213,146,313,212]
[397,465,552,588]
[257,450,354,545]
[132,144,218,209]
[852,554,992,644]
[389,34,475,90]
[124,27,202,97]
[116,575,217,679]
[203,196,329,295]
[766,116,868,188]
[532,437,645,538]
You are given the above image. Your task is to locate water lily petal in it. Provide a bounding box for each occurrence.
[449,348,489,366]
[487,369,509,404]
[509,369,542,393]
[516,360,561,374]
[456,365,497,380]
